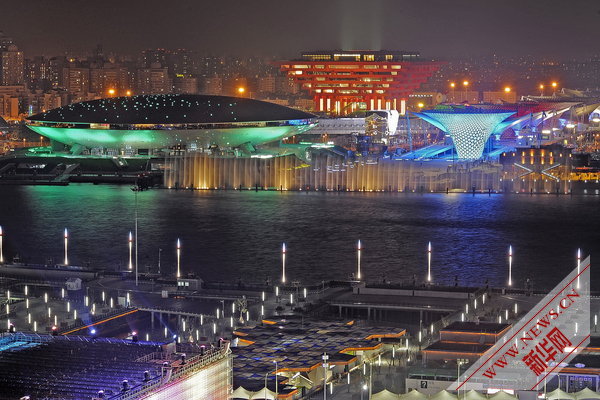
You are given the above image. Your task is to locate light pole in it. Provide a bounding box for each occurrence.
[128,232,133,271]
[0,225,4,264]
[177,239,181,279]
[357,240,362,280]
[273,360,278,397]
[508,245,513,287]
[457,359,467,397]
[63,228,69,265]
[322,353,329,400]
[577,248,581,289]
[427,242,432,283]
[281,243,286,284]
[158,248,162,275]
[131,186,140,286]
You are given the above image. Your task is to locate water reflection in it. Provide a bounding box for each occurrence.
[0,185,598,289]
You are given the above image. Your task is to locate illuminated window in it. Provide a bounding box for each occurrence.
[391,65,402,69]
[363,55,375,61]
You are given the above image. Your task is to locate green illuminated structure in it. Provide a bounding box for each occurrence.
[26,94,316,151]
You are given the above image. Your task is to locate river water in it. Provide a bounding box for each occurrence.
[0,185,598,289]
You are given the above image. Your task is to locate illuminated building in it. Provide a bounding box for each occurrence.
[414,106,515,159]
[280,50,442,115]
[25,94,316,152]
[0,333,232,400]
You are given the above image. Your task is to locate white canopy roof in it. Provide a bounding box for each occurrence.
[574,388,600,400]
[546,388,576,400]
[372,389,401,400]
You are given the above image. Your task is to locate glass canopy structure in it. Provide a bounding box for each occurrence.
[414,106,515,159]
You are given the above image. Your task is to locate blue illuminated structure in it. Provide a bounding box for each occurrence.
[414,106,515,159]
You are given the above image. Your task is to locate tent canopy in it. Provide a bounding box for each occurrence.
[461,390,488,400]
[490,391,518,400]
[430,390,459,400]
[546,389,576,400]
[232,386,254,399]
[372,389,401,400]
[399,389,429,400]
[574,388,600,400]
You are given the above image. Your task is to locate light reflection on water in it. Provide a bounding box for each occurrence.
[1,184,598,289]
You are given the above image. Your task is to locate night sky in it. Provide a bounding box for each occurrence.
[4,0,600,59]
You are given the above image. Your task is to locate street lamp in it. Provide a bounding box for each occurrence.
[508,245,513,287]
[63,228,69,265]
[357,240,362,280]
[131,185,141,286]
[273,361,278,397]
[427,242,432,283]
[504,87,511,93]
[281,243,286,284]
[0,225,4,264]
[322,353,329,400]
[457,358,468,397]
[176,239,181,279]
[128,232,133,271]
[539,84,545,96]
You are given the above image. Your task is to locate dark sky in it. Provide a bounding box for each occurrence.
[3,0,600,59]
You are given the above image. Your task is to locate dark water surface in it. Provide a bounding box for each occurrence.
[1,185,598,289]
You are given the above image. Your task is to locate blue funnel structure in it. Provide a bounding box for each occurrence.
[414,106,516,159]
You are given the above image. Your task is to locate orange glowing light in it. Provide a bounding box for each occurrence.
[108,88,116,95]
[463,81,469,87]
[237,87,246,94]
[504,87,511,93]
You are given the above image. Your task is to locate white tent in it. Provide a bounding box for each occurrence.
[490,391,518,400]
[430,390,459,400]
[546,389,576,400]
[231,386,254,399]
[249,388,278,400]
[399,390,429,400]
[574,388,600,400]
[460,390,488,400]
[372,389,401,400]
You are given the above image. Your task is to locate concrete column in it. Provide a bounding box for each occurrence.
[339,305,342,317]
[367,307,371,320]
[151,311,155,329]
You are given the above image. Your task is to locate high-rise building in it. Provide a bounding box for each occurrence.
[62,67,90,95]
[90,65,132,96]
[137,65,172,94]
[0,31,24,85]
[281,50,442,115]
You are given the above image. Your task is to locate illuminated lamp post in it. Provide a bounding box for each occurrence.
[281,243,286,284]
[176,239,181,279]
[63,228,69,265]
[128,232,133,271]
[577,248,581,289]
[539,84,545,96]
[357,240,362,280]
[462,80,469,102]
[551,82,558,95]
[0,225,4,264]
[322,353,329,400]
[131,185,140,286]
[125,90,132,96]
[108,88,116,97]
[508,245,513,287]
[427,242,432,283]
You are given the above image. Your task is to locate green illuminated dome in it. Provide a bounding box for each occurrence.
[26,94,316,149]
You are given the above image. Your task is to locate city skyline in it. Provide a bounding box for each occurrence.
[3,0,600,59]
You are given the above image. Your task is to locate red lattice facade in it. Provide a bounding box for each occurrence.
[281,50,443,115]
